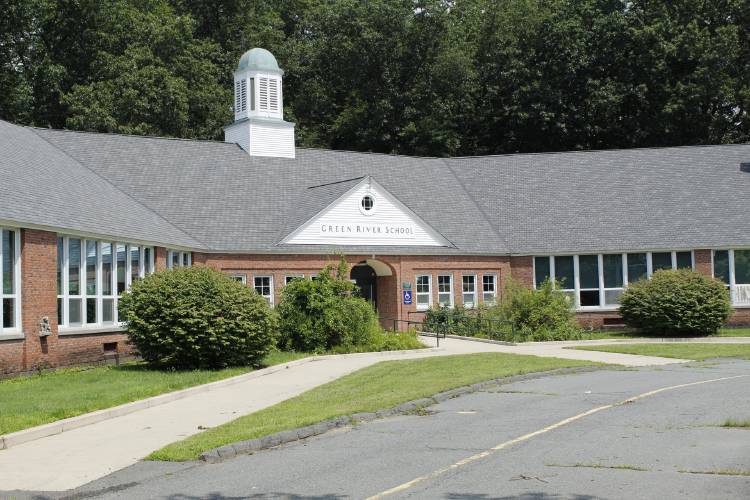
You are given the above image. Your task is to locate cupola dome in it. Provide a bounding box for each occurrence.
[237,48,283,74]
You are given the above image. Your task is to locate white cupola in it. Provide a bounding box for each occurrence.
[224,48,295,158]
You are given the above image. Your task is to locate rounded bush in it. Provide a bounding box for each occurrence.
[619,269,731,336]
[119,266,277,369]
[276,267,381,352]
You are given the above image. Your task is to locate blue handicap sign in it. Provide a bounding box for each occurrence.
[403,290,413,305]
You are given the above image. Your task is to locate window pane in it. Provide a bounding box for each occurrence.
[3,230,15,294]
[57,237,64,295]
[131,246,140,282]
[554,256,574,289]
[86,297,97,324]
[676,252,692,270]
[103,298,114,323]
[462,275,475,307]
[652,252,672,272]
[580,290,600,307]
[605,289,623,305]
[144,248,153,274]
[603,254,623,288]
[627,253,647,283]
[735,250,750,285]
[117,244,127,294]
[578,255,599,289]
[102,243,113,295]
[68,238,81,295]
[171,252,180,268]
[57,297,63,326]
[534,257,550,288]
[182,253,190,267]
[713,251,730,284]
[68,298,82,326]
[86,241,97,295]
[3,298,14,328]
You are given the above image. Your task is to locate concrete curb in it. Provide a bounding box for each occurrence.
[198,365,601,464]
[0,345,441,451]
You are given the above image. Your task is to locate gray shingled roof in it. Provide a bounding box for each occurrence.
[446,146,750,254]
[0,120,203,248]
[2,119,748,255]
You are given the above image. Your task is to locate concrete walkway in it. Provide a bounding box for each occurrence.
[0,337,712,492]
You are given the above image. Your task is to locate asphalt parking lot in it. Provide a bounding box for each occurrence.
[8,359,750,500]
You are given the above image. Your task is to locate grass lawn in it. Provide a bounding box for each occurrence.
[572,343,750,361]
[149,353,598,462]
[0,350,310,436]
[581,327,750,340]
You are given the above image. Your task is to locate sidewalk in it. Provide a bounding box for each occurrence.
[0,337,689,492]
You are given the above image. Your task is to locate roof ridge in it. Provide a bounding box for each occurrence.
[29,124,233,145]
[28,128,210,250]
[441,157,511,253]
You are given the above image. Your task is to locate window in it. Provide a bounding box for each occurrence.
[714,249,750,306]
[57,236,154,329]
[626,253,647,283]
[231,274,247,285]
[167,250,191,269]
[651,252,673,272]
[534,256,550,287]
[416,275,431,310]
[578,255,600,307]
[285,275,304,285]
[602,254,625,306]
[462,275,476,308]
[254,276,273,306]
[482,275,497,304]
[534,251,694,309]
[361,195,374,213]
[437,274,453,307]
[1,228,20,332]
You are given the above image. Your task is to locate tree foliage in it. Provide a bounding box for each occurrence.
[2,0,749,151]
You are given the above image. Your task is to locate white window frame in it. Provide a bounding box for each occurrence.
[253,275,274,306]
[57,235,154,332]
[533,251,695,311]
[231,274,247,285]
[482,274,497,305]
[285,274,304,285]
[462,274,477,308]
[415,274,432,311]
[437,274,454,308]
[167,250,192,269]
[713,249,750,307]
[0,227,22,336]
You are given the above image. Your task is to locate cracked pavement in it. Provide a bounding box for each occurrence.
[5,360,750,500]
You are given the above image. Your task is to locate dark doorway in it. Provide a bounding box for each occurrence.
[350,263,377,309]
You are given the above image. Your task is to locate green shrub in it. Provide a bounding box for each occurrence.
[119,267,277,369]
[619,269,731,336]
[276,260,382,352]
[490,279,582,341]
[329,330,425,354]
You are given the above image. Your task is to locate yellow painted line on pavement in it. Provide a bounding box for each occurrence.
[367,374,750,499]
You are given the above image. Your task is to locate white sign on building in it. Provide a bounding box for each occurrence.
[282,176,451,247]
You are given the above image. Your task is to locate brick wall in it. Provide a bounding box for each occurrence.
[510,255,534,287]
[20,228,59,371]
[3,241,750,376]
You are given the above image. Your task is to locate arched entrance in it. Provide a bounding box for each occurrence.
[350,263,378,308]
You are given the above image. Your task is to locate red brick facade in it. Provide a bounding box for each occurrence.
[1,232,749,375]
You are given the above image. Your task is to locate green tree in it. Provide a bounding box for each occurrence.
[62,0,229,138]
